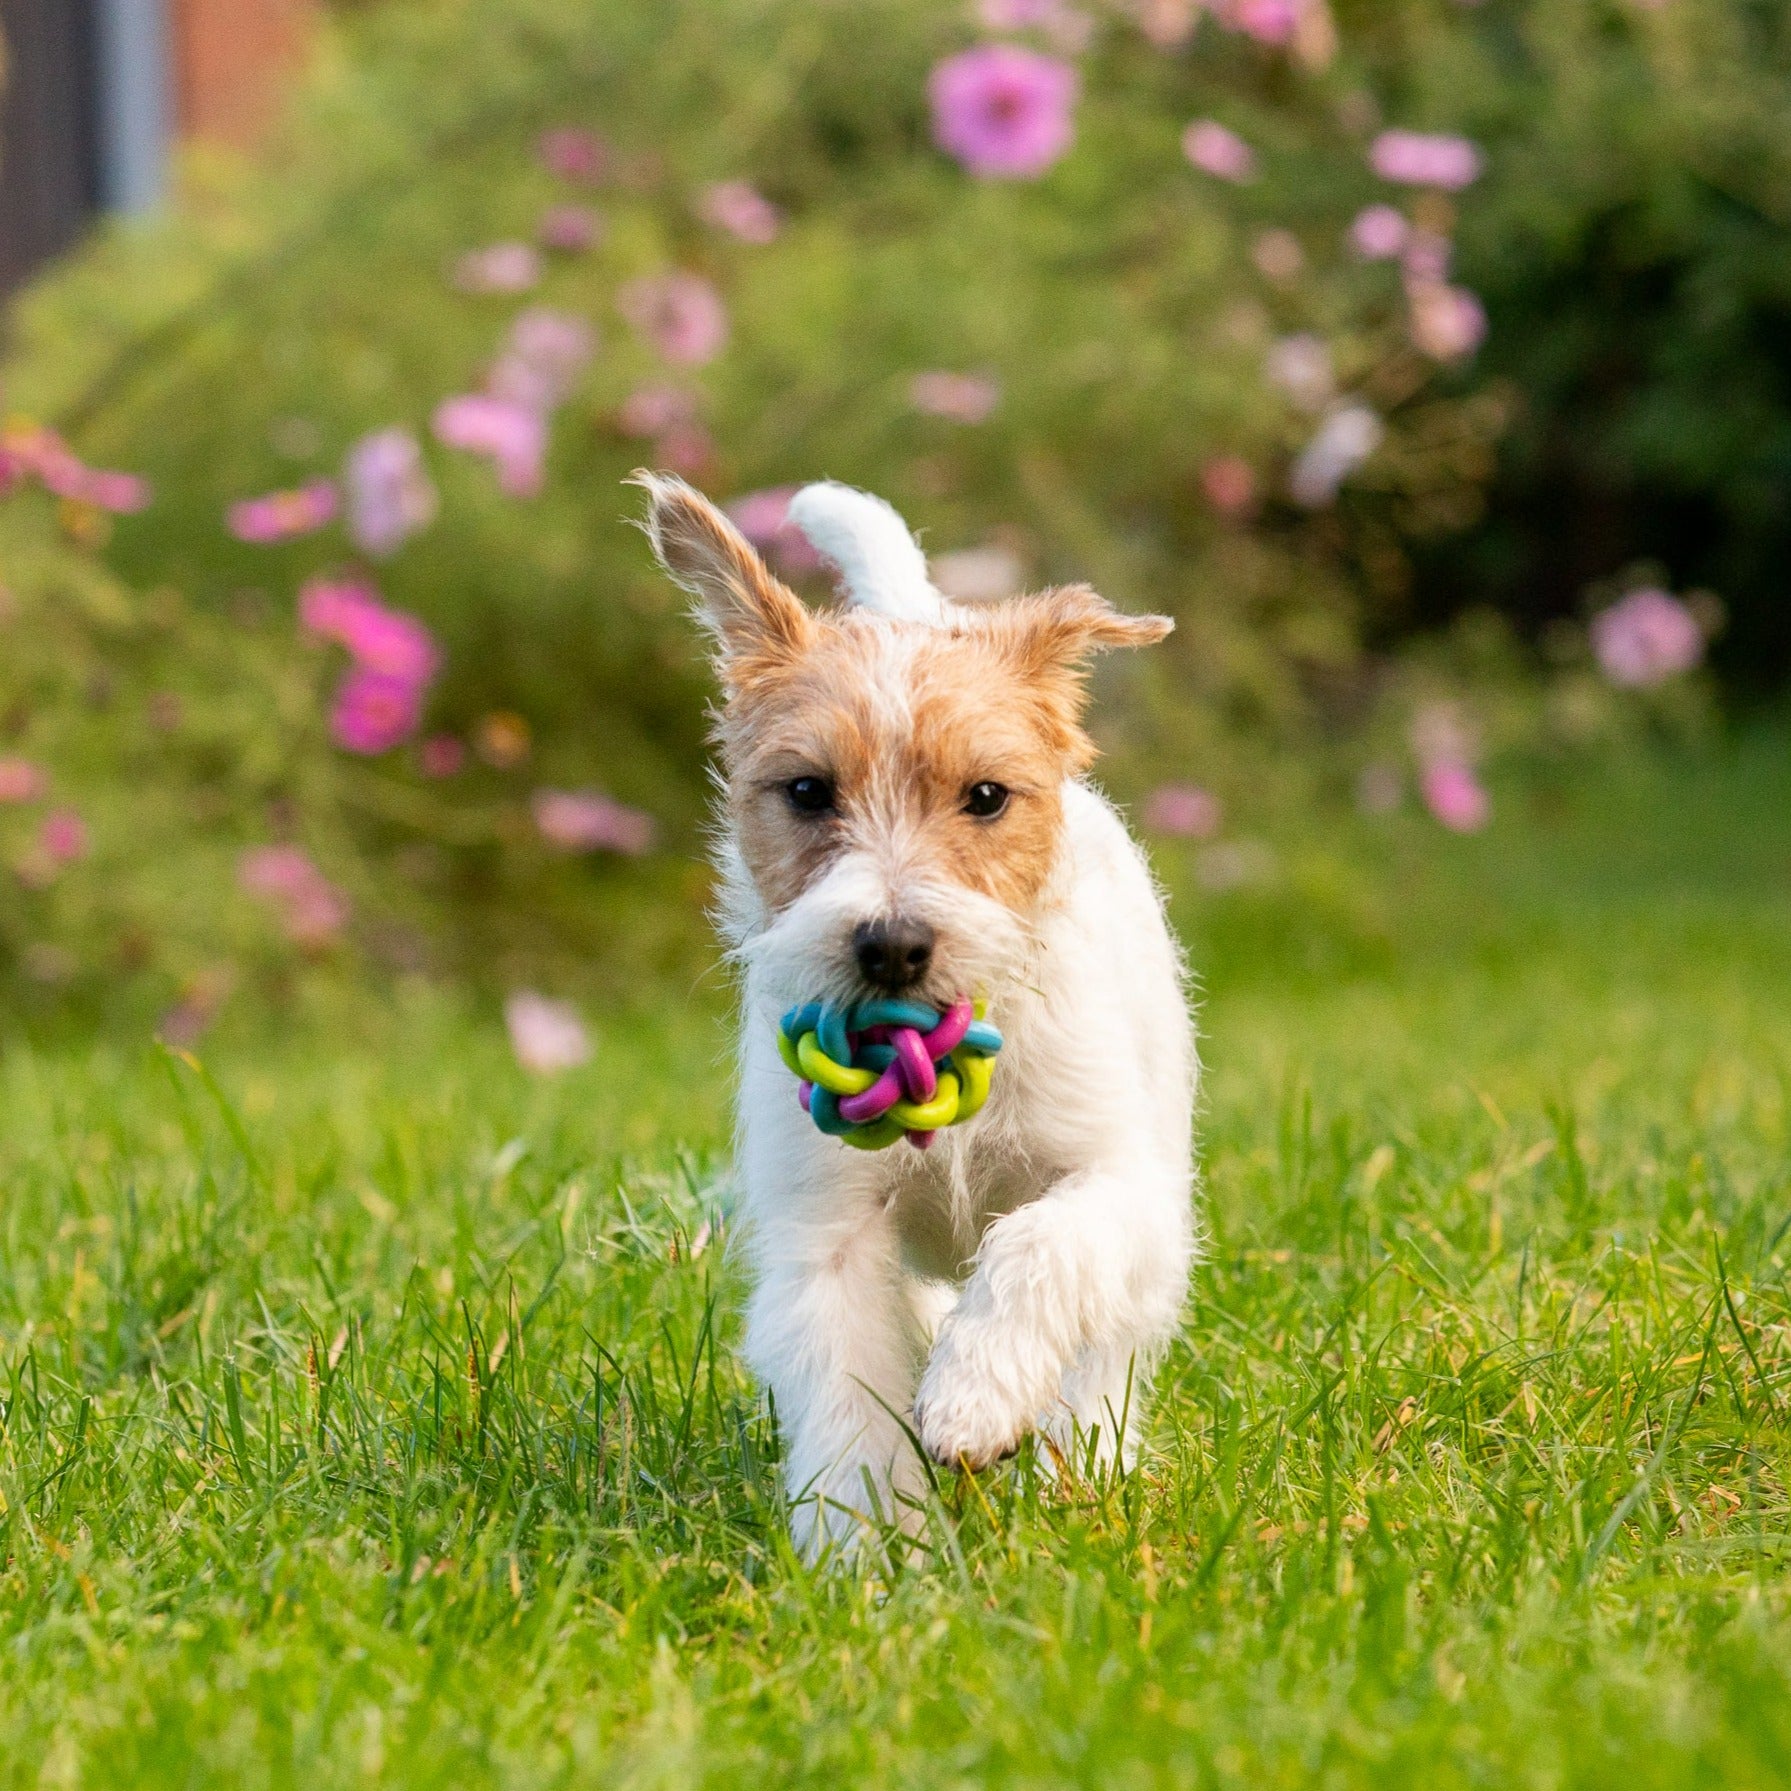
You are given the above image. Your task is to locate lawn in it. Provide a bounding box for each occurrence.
[4,731,1791,1789]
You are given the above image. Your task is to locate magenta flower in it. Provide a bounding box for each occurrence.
[1144,784,1224,839]
[239,845,349,947]
[432,394,547,497]
[452,242,542,295]
[0,758,46,803]
[300,578,439,684]
[1136,0,1198,45]
[1251,228,1304,282]
[655,423,716,476]
[505,991,593,1074]
[1200,455,1257,516]
[330,667,425,756]
[538,127,608,185]
[344,428,438,558]
[1220,0,1299,44]
[929,44,1079,180]
[227,479,338,545]
[909,371,1001,424]
[1420,762,1491,833]
[1590,589,1705,688]
[532,788,657,855]
[726,486,825,575]
[697,180,784,244]
[1350,204,1409,260]
[40,808,88,863]
[1408,282,1487,361]
[538,204,603,252]
[1182,120,1257,182]
[1370,130,1482,190]
[617,384,697,438]
[618,273,729,367]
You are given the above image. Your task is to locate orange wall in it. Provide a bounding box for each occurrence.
[172,0,320,147]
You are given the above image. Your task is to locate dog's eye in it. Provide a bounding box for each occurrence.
[964,781,1010,819]
[785,776,836,815]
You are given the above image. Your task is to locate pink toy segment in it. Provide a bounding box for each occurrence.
[839,1068,903,1124]
[894,1028,938,1101]
[921,998,973,1059]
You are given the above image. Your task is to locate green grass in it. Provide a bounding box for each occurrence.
[5,731,1791,1788]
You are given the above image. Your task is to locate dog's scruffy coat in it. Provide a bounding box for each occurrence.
[639,472,1197,1557]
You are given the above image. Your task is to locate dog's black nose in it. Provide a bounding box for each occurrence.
[853,917,935,993]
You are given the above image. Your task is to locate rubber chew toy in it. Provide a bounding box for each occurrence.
[777,997,1003,1151]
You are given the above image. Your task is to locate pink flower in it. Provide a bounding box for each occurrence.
[330,668,426,755]
[1420,762,1491,833]
[655,423,716,476]
[1182,119,1257,182]
[976,0,1094,52]
[1408,282,1487,361]
[532,788,657,855]
[726,486,825,575]
[344,429,437,558]
[432,394,547,497]
[1136,0,1198,46]
[1401,229,1453,284]
[1370,129,1483,190]
[1144,784,1224,839]
[2,424,152,512]
[227,479,338,545]
[909,371,1001,423]
[417,734,466,779]
[539,204,603,252]
[931,544,1025,602]
[929,44,1080,180]
[452,242,542,295]
[617,384,698,438]
[538,127,608,186]
[0,758,46,803]
[1220,0,1299,44]
[505,992,593,1074]
[299,579,439,685]
[618,273,729,367]
[40,808,88,863]
[239,845,348,948]
[489,308,596,415]
[299,577,377,640]
[1200,455,1257,516]
[1350,203,1409,260]
[697,180,783,244]
[1590,588,1705,688]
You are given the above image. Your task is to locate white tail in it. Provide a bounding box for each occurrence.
[786,481,947,624]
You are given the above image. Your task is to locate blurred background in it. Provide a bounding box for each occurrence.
[0,0,1785,1050]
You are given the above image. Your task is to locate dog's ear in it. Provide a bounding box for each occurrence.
[978,584,1172,770]
[989,583,1173,679]
[631,471,815,678]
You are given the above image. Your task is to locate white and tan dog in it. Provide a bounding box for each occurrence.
[638,472,1197,1558]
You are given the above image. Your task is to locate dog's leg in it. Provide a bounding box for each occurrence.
[911,1167,1189,1471]
[745,1197,927,1558]
[1039,1343,1149,1474]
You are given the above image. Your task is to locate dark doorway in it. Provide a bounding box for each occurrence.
[0,0,100,296]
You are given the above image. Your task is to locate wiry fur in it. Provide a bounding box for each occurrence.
[634,471,1198,1559]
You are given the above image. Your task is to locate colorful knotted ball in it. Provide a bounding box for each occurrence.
[776,996,1003,1151]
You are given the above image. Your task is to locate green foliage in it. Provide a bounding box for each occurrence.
[2,735,1790,1784]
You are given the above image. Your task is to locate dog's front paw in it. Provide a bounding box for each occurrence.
[912,1364,1028,1472]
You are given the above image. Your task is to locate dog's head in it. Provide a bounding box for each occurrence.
[637,473,1170,1007]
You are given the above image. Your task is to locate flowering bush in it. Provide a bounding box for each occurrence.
[0,0,1744,1024]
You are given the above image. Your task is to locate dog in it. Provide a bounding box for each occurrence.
[638,472,1197,1558]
